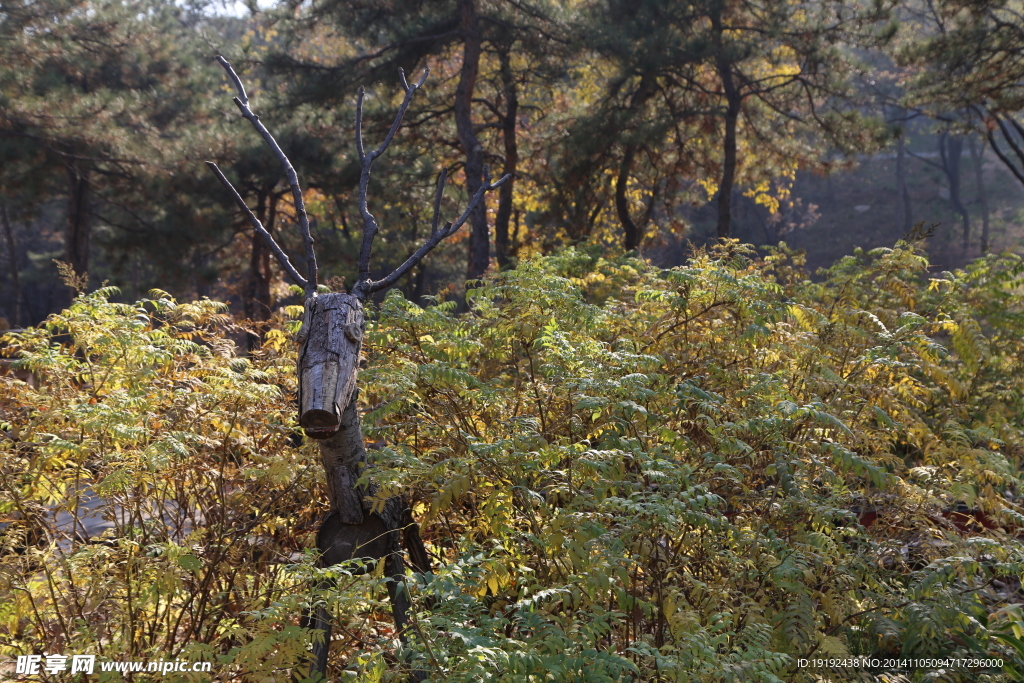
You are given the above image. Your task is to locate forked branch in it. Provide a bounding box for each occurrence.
[208,55,319,298]
[355,68,430,285]
[351,70,510,298]
[209,59,509,303]
[205,161,309,289]
[364,166,510,295]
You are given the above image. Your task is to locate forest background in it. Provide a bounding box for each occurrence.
[6,0,1024,326]
[8,0,1024,682]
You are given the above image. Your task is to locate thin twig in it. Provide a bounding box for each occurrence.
[213,55,318,297]
[205,162,309,290]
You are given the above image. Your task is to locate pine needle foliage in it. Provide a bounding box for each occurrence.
[5,241,1024,681]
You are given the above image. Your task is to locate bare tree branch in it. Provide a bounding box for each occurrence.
[366,168,511,295]
[212,55,318,298]
[205,161,309,290]
[993,114,1024,181]
[988,129,1024,186]
[356,69,430,286]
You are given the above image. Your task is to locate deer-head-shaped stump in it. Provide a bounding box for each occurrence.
[206,55,508,681]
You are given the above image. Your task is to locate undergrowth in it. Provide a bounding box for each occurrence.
[4,240,1024,681]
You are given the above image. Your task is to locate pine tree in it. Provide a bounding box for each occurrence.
[557,0,894,243]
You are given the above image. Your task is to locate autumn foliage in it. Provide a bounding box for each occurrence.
[5,241,1024,681]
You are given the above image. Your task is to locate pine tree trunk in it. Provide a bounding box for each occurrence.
[245,187,274,352]
[617,145,643,250]
[65,165,90,282]
[896,135,912,233]
[939,133,970,253]
[717,108,739,239]
[712,8,741,239]
[456,0,488,280]
[494,46,518,270]
[1,205,20,327]
[968,136,990,253]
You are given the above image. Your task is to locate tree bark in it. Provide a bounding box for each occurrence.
[317,391,371,525]
[1,205,21,327]
[968,135,990,254]
[712,8,741,239]
[65,165,90,281]
[494,46,518,270]
[297,293,364,447]
[455,0,488,280]
[616,74,656,251]
[939,132,970,253]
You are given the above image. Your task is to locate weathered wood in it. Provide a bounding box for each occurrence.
[298,293,363,437]
[317,390,368,525]
[310,510,421,682]
[316,510,399,568]
[208,64,510,683]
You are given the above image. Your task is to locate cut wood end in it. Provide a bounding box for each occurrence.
[300,408,340,439]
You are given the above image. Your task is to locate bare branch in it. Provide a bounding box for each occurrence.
[214,56,318,298]
[355,68,430,286]
[205,161,309,290]
[994,114,1024,173]
[988,129,1024,186]
[445,166,499,237]
[366,171,511,295]
[906,148,944,171]
[355,87,366,164]
[215,55,249,105]
[370,68,430,161]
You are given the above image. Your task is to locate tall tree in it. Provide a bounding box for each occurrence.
[899,0,1024,193]
[0,0,235,306]
[556,0,895,246]
[968,135,991,253]
[266,0,566,281]
[939,131,971,251]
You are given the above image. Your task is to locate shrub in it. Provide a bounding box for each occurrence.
[4,242,1024,681]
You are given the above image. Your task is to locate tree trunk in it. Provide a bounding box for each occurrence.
[494,46,518,270]
[1,204,21,327]
[968,135,990,254]
[616,74,656,251]
[616,145,643,250]
[939,132,970,253]
[298,301,432,681]
[412,263,428,305]
[305,391,426,681]
[65,165,90,282]
[896,134,912,233]
[712,9,741,239]
[455,0,488,280]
